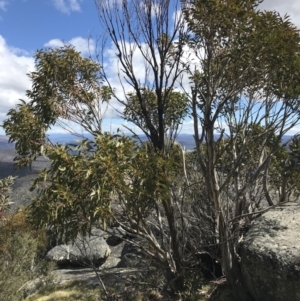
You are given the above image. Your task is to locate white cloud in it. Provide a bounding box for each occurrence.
[68,37,95,54]
[44,37,95,55]
[0,1,8,11]
[101,40,174,122]
[52,0,82,14]
[0,36,34,135]
[44,38,64,49]
[258,0,300,28]
[103,41,150,93]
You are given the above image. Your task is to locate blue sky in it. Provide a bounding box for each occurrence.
[0,0,300,136]
[0,1,99,53]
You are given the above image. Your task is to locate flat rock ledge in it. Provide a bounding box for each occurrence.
[240,202,300,301]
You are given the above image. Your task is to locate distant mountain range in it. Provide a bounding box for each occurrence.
[0,133,295,151]
[47,133,198,150]
[0,133,197,150]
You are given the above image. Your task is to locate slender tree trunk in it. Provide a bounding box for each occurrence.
[219,214,254,301]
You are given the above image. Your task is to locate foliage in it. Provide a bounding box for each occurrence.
[29,134,137,241]
[0,176,15,219]
[3,46,111,168]
[125,88,189,137]
[0,210,53,301]
[274,136,300,198]
[183,0,300,99]
[27,132,195,291]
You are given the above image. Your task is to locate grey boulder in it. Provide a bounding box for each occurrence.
[46,230,111,267]
[240,203,300,301]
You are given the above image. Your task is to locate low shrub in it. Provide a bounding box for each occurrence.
[0,210,54,301]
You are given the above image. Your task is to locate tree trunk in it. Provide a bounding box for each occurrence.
[164,268,185,294]
[219,216,254,301]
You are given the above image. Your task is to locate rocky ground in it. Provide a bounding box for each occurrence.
[240,202,300,301]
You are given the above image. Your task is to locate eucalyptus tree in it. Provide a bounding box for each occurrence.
[95,0,187,150]
[125,88,188,139]
[94,0,200,293]
[182,0,300,299]
[3,44,197,294]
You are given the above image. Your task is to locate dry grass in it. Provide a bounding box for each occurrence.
[28,290,78,301]
[25,281,100,301]
[23,278,235,301]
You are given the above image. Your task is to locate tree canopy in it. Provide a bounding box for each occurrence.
[3,46,111,168]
